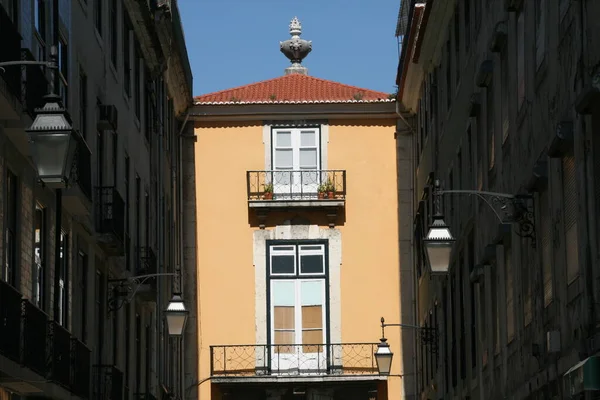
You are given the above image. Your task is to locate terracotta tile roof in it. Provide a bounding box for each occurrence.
[194,74,394,105]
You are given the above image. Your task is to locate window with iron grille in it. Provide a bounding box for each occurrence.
[486,81,495,171]
[123,9,131,97]
[79,67,87,139]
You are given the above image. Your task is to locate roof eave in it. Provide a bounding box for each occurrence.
[189,101,399,122]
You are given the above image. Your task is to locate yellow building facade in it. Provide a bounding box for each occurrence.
[189,18,414,400]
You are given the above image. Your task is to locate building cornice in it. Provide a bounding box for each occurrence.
[189,102,400,122]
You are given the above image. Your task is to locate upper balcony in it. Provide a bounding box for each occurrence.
[247,170,346,227]
[0,279,92,396]
[209,343,380,384]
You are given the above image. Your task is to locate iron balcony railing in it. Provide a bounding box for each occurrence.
[95,186,126,247]
[210,343,379,377]
[22,300,49,376]
[0,4,22,100]
[247,170,346,201]
[93,364,124,400]
[0,279,22,362]
[72,337,92,398]
[48,320,72,388]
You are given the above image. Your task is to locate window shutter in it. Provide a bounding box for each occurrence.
[540,191,553,306]
[562,155,579,283]
[505,248,514,342]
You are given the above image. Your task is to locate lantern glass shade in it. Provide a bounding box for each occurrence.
[374,339,394,376]
[165,293,188,336]
[423,215,455,275]
[26,95,77,188]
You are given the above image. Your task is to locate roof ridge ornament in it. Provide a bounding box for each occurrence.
[280,17,312,75]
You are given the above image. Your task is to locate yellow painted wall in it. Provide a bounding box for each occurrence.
[194,118,403,399]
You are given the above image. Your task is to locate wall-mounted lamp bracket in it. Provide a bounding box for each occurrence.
[380,317,439,353]
[434,188,536,248]
[108,272,178,313]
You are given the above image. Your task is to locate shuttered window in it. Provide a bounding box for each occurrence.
[540,190,553,306]
[505,246,514,342]
[562,155,579,284]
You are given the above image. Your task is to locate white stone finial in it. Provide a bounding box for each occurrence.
[289,17,302,36]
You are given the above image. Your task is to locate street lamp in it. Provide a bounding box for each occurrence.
[374,317,438,376]
[165,293,188,336]
[423,213,455,275]
[374,338,394,376]
[26,93,79,188]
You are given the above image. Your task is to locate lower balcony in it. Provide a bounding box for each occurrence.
[0,282,92,397]
[210,343,380,382]
[93,364,124,400]
[135,246,158,302]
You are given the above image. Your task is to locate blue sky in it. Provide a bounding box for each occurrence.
[177,0,401,96]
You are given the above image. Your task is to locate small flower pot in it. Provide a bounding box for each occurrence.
[264,192,273,200]
[327,192,334,199]
[318,192,325,199]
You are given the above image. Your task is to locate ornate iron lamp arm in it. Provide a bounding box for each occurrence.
[433,185,536,247]
[380,317,438,347]
[108,272,178,312]
[0,60,57,69]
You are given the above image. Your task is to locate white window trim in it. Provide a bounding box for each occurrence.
[263,122,329,171]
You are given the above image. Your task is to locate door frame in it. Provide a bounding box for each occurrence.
[266,239,331,372]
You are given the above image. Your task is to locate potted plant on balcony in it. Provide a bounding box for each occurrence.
[318,180,335,199]
[317,183,327,199]
[326,180,335,199]
[263,183,274,200]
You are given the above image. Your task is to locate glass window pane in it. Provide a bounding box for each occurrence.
[299,149,317,168]
[300,255,324,274]
[272,281,295,304]
[272,255,295,274]
[274,306,295,329]
[300,131,316,146]
[275,149,293,168]
[302,330,323,350]
[302,305,322,329]
[274,170,291,185]
[273,246,295,252]
[276,131,292,147]
[300,245,322,251]
[301,281,323,305]
[274,332,295,352]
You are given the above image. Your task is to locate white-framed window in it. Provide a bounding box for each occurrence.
[271,127,321,196]
[268,242,327,373]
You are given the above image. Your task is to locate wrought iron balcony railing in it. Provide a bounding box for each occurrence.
[210,343,379,377]
[48,320,72,388]
[247,170,346,202]
[0,4,22,101]
[0,279,22,362]
[22,299,49,376]
[95,187,126,255]
[71,337,92,398]
[93,364,124,400]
